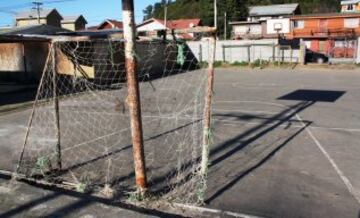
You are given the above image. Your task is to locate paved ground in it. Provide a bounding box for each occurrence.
[0,175,173,218]
[206,67,360,218]
[1,67,360,217]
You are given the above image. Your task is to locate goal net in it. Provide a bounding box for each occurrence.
[16,37,213,204]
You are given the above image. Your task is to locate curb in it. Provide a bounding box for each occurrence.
[0,101,34,115]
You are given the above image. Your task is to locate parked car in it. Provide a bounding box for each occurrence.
[305,50,329,64]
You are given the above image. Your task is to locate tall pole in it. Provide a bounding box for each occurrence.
[32,1,43,24]
[164,2,168,29]
[52,44,62,170]
[122,0,147,194]
[164,2,168,40]
[214,0,217,29]
[200,0,217,180]
[224,12,227,40]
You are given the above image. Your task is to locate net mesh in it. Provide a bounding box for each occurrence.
[17,38,210,204]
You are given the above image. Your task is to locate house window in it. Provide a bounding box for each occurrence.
[344,18,359,28]
[273,23,283,32]
[347,4,354,11]
[294,20,304,29]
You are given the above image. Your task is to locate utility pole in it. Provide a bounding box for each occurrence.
[214,0,217,29]
[32,1,43,24]
[224,12,227,40]
[164,2,168,29]
[163,1,168,40]
[121,0,148,195]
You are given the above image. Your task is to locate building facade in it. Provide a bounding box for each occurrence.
[230,3,300,39]
[15,9,63,28]
[341,0,360,13]
[137,18,202,40]
[287,13,360,58]
[61,15,87,31]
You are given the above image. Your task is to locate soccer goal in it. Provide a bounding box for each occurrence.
[15,23,216,205]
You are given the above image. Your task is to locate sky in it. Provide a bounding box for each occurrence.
[0,0,158,27]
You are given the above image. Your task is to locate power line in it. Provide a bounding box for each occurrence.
[32,1,43,24]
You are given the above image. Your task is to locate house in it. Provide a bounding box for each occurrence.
[341,0,360,13]
[61,15,88,31]
[137,18,202,40]
[230,3,301,39]
[96,19,123,30]
[15,9,63,28]
[287,13,360,59]
[0,25,70,36]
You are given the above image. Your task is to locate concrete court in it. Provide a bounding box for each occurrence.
[0,67,360,217]
[206,67,360,218]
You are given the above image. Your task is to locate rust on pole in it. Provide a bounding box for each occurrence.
[16,43,54,175]
[122,0,148,193]
[200,33,216,176]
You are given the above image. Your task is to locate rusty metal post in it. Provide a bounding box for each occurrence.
[122,0,147,193]
[200,34,216,176]
[52,44,62,171]
[16,43,54,175]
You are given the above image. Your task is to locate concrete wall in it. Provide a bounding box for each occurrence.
[187,39,301,63]
[357,37,360,64]
[267,18,290,34]
[16,18,47,27]
[61,23,76,31]
[0,42,49,83]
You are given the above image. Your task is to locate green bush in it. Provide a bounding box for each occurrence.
[251,59,269,68]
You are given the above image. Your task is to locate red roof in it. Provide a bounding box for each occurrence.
[97,19,123,30]
[138,18,201,30]
[156,18,201,29]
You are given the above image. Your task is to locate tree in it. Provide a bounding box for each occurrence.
[143,5,154,21]
[144,0,341,37]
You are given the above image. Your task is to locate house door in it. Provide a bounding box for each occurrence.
[319,19,327,32]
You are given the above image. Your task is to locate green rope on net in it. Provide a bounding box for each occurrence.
[177,43,185,66]
[35,156,49,169]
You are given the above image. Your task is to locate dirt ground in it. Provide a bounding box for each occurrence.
[1,67,360,217]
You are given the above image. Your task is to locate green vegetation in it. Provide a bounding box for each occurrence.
[142,0,341,38]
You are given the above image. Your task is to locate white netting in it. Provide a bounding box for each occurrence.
[17,38,210,204]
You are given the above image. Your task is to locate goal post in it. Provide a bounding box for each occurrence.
[14,15,217,206]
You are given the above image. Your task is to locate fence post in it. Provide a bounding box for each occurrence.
[247,45,251,66]
[52,43,62,170]
[200,34,216,177]
[222,45,226,62]
[122,0,147,194]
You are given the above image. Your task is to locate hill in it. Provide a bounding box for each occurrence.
[142,0,342,37]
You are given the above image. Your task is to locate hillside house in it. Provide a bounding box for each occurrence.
[96,19,123,30]
[230,3,301,39]
[341,0,360,13]
[137,18,202,40]
[287,13,360,59]
[61,15,88,31]
[15,9,63,28]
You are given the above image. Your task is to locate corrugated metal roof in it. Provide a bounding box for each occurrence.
[61,15,87,24]
[0,25,70,35]
[15,9,61,19]
[291,12,360,19]
[341,0,360,5]
[249,3,299,16]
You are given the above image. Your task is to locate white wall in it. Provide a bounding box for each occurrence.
[137,21,165,32]
[233,24,262,35]
[267,18,290,34]
[357,37,360,64]
[186,39,303,63]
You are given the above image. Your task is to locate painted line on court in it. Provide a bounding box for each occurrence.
[172,203,264,218]
[215,119,360,133]
[296,113,360,205]
[212,100,360,204]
